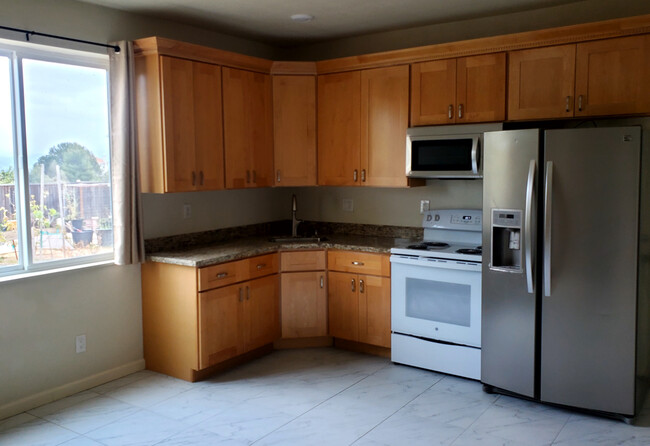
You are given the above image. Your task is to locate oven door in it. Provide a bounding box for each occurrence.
[391,255,481,347]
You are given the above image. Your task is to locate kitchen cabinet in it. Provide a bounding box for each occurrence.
[135,55,225,193]
[280,250,327,338]
[508,35,650,120]
[273,75,317,186]
[141,253,279,381]
[223,67,274,188]
[327,251,391,348]
[411,53,506,126]
[318,66,417,187]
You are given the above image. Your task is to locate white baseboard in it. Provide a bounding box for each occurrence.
[0,359,146,421]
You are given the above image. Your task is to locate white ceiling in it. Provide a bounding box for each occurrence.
[76,0,586,46]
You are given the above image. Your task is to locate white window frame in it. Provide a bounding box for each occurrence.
[0,38,113,278]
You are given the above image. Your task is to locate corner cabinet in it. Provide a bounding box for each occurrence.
[222,67,274,189]
[141,253,280,381]
[508,35,650,120]
[327,251,391,348]
[134,54,225,193]
[411,53,506,126]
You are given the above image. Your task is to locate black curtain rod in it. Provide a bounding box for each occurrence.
[0,25,120,53]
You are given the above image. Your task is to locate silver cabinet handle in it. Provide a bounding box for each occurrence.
[361,169,366,182]
[351,261,364,266]
[471,138,480,175]
[191,171,196,186]
[565,96,571,113]
[448,104,453,119]
[359,279,365,294]
[216,272,228,279]
[525,159,536,294]
[256,263,266,270]
[578,95,583,112]
[353,169,358,182]
[276,170,281,183]
[246,170,250,183]
[351,278,355,292]
[239,287,244,302]
[544,161,553,297]
[320,276,324,288]
[199,171,204,186]
[458,104,463,119]
[253,170,257,183]
[246,285,250,300]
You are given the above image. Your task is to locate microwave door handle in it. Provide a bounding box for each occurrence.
[544,161,553,297]
[525,159,536,294]
[471,138,480,174]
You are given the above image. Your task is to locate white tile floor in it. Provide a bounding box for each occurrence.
[2,348,650,445]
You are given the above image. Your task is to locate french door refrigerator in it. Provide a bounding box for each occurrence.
[481,126,649,419]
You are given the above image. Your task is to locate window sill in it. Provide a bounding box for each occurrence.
[0,259,116,284]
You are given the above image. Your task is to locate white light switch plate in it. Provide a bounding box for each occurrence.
[420,200,430,214]
[183,203,192,219]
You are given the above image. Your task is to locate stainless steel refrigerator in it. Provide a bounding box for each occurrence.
[481,126,650,419]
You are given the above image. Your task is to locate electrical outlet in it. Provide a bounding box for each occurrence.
[420,200,430,214]
[75,334,86,353]
[182,203,192,219]
[342,198,354,212]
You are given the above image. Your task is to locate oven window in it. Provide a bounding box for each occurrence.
[405,278,471,326]
[411,139,474,171]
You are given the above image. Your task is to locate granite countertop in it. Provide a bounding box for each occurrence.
[146,234,411,268]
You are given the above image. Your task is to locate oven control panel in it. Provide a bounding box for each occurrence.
[423,209,482,231]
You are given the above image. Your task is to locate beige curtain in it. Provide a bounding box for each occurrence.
[109,41,144,265]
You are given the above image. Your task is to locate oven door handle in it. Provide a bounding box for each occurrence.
[525,159,536,294]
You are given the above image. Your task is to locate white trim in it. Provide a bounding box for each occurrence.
[0,259,116,283]
[0,359,145,421]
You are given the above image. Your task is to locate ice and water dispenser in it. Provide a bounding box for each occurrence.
[490,209,522,272]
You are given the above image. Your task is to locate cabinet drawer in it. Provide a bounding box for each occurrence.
[327,251,390,276]
[247,253,279,280]
[281,250,326,272]
[198,261,245,291]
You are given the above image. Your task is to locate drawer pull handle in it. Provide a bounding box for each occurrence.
[216,272,228,279]
[359,279,365,293]
[578,94,584,112]
[256,263,266,270]
[361,169,366,182]
[353,169,358,182]
[199,170,204,186]
[448,104,453,119]
[277,170,281,183]
[458,104,463,119]
[246,286,250,300]
[351,261,365,266]
[351,278,355,292]
[320,276,324,288]
[239,287,244,302]
[191,171,196,186]
[565,96,571,113]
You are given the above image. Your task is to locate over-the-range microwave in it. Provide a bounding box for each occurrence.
[406,123,502,179]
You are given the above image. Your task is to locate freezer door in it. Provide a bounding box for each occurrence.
[482,129,540,398]
[541,127,640,416]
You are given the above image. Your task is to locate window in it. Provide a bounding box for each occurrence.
[0,39,112,277]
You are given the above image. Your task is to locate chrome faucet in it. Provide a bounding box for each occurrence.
[291,194,301,237]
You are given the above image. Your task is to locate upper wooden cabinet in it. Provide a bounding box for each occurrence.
[135,55,225,193]
[411,53,506,126]
[272,75,317,186]
[318,71,361,186]
[222,67,274,189]
[318,66,416,187]
[509,35,650,120]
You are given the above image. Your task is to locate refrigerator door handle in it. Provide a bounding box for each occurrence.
[525,159,536,294]
[544,161,553,297]
[471,138,480,174]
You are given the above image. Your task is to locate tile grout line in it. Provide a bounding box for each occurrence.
[448,391,504,445]
[249,362,393,445]
[550,413,573,445]
[349,372,447,445]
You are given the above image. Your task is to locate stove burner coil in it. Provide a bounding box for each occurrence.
[456,248,482,255]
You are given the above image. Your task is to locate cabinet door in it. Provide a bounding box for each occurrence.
[199,283,243,369]
[160,56,197,192]
[328,271,359,341]
[358,275,391,348]
[508,44,576,120]
[193,62,225,190]
[457,53,506,123]
[411,59,456,125]
[244,275,280,351]
[361,65,410,187]
[273,75,317,186]
[318,71,361,186]
[575,35,650,117]
[223,67,273,189]
[281,271,327,338]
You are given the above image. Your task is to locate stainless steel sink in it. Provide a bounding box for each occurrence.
[269,236,324,243]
